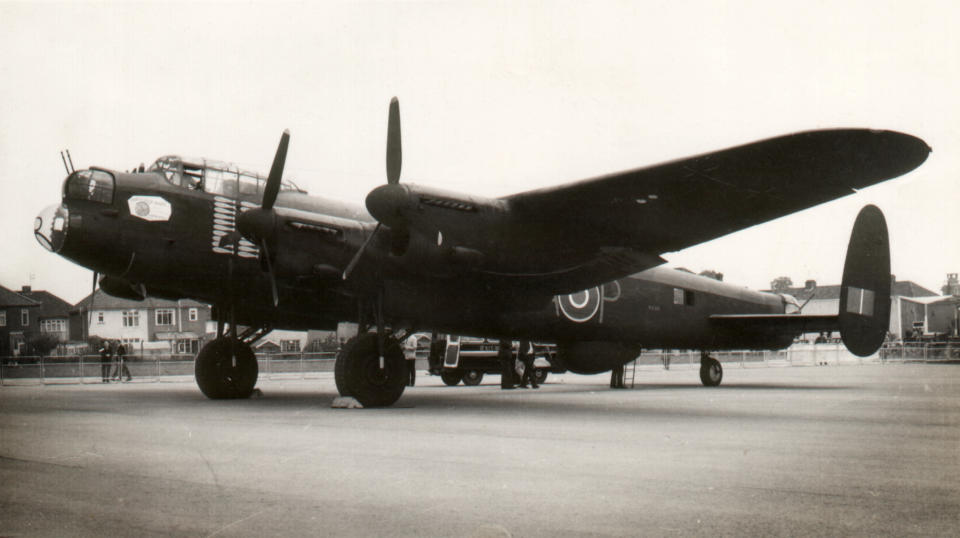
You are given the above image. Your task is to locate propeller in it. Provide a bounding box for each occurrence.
[236,130,289,307]
[343,97,410,280]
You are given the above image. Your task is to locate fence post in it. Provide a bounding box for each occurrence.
[40,355,45,384]
[300,351,305,379]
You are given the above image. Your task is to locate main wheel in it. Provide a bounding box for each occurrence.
[334,333,406,407]
[195,337,258,399]
[699,356,723,387]
[462,369,484,386]
[533,368,549,385]
[440,370,463,386]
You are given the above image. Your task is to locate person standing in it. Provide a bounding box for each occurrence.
[113,340,132,382]
[518,339,538,389]
[98,339,112,383]
[403,334,418,386]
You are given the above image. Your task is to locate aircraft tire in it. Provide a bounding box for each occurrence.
[699,357,723,387]
[334,333,406,407]
[195,338,258,399]
[440,370,463,386]
[462,369,483,386]
[534,368,549,385]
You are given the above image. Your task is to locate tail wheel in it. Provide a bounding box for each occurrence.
[699,356,723,387]
[440,370,463,386]
[335,332,406,407]
[462,369,484,386]
[195,337,258,399]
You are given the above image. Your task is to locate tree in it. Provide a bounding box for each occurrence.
[770,276,793,293]
[699,269,724,281]
[27,333,61,357]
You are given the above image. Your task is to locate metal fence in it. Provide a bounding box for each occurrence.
[1,342,956,386]
[0,351,337,386]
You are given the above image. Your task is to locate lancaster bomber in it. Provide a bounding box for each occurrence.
[34,98,930,406]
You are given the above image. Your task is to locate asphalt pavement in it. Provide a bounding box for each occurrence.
[1,363,958,537]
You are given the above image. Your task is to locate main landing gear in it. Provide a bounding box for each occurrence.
[195,337,259,399]
[335,331,407,407]
[699,352,723,387]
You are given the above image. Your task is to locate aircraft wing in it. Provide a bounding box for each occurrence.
[502,129,929,259]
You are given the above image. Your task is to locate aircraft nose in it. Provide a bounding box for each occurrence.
[34,203,69,252]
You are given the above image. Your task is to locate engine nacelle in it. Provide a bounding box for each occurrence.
[554,341,643,374]
[99,276,146,301]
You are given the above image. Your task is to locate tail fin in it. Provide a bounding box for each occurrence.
[839,205,891,356]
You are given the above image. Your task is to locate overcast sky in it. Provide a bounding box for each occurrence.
[1,1,957,304]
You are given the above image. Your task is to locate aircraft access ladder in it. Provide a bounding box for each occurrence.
[623,359,637,388]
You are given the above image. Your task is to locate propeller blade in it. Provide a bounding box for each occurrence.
[342,223,381,280]
[259,240,279,307]
[386,97,402,185]
[262,129,290,211]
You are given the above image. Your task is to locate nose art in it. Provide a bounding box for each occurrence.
[35,204,69,252]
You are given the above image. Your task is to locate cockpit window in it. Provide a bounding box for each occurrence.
[65,169,114,204]
[149,155,304,199]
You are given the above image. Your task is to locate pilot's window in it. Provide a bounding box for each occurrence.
[65,170,114,204]
[238,172,262,196]
[183,163,204,191]
[204,167,240,197]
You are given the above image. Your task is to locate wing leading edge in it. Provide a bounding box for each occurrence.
[503,129,929,261]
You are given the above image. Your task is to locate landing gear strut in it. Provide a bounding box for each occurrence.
[195,337,258,399]
[699,353,723,387]
[335,331,407,407]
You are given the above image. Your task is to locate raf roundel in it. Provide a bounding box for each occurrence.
[558,287,602,323]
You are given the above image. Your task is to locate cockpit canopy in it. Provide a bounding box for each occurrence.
[149,156,305,199]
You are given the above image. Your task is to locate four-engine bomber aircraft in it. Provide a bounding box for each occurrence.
[35,98,930,406]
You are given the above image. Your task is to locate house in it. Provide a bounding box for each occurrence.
[773,278,939,340]
[73,290,214,354]
[17,286,73,344]
[0,284,41,356]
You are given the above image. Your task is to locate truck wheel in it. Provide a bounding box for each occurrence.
[440,370,462,386]
[462,369,484,386]
[534,368,548,385]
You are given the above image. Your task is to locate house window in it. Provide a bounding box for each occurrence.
[281,339,301,352]
[122,310,139,327]
[41,319,66,333]
[97,312,104,324]
[189,308,198,322]
[155,308,174,326]
[177,339,200,354]
[21,309,29,326]
[0,310,5,327]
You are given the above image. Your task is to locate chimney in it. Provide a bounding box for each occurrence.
[21,285,31,293]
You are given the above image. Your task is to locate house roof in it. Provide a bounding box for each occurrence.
[19,289,72,320]
[770,280,938,301]
[74,289,209,311]
[900,295,960,306]
[0,284,40,307]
